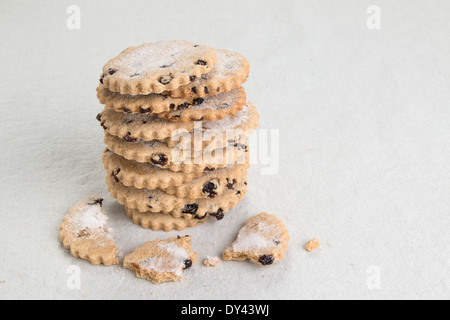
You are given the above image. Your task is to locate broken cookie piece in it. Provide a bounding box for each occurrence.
[222,212,289,265]
[59,196,119,266]
[123,236,198,283]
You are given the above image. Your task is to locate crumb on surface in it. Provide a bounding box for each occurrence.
[203,256,220,267]
[305,238,320,252]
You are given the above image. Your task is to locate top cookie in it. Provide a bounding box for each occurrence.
[100,41,217,95]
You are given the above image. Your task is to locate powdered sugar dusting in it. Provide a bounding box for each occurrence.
[203,104,250,138]
[68,203,109,236]
[231,220,281,252]
[139,241,189,277]
[113,41,204,76]
[208,49,245,79]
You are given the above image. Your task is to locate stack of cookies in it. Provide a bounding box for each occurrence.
[96,41,259,231]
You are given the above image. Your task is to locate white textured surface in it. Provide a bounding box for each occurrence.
[0,0,449,300]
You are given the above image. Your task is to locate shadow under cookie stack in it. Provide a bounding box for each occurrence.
[96,41,259,231]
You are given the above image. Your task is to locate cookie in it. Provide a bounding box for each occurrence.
[100,41,217,95]
[103,132,248,174]
[155,87,246,122]
[104,146,248,197]
[222,212,289,265]
[125,206,206,231]
[103,149,202,190]
[160,163,249,199]
[97,102,259,149]
[123,235,198,283]
[97,85,206,115]
[106,174,247,220]
[166,49,250,98]
[98,108,195,142]
[59,196,119,266]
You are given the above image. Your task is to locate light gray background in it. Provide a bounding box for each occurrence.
[0,0,449,300]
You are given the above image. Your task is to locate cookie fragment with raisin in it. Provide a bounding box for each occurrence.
[59,196,119,266]
[222,212,289,265]
[123,236,198,283]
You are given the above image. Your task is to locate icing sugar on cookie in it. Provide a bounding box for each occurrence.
[100,41,217,95]
[123,236,198,283]
[223,212,289,265]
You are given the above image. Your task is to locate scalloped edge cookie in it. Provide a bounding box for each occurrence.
[103,148,249,197]
[100,41,217,95]
[97,85,206,115]
[98,108,194,142]
[106,174,247,220]
[103,149,202,190]
[103,132,249,174]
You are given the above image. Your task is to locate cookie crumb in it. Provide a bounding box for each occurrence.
[203,256,220,267]
[305,238,320,252]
